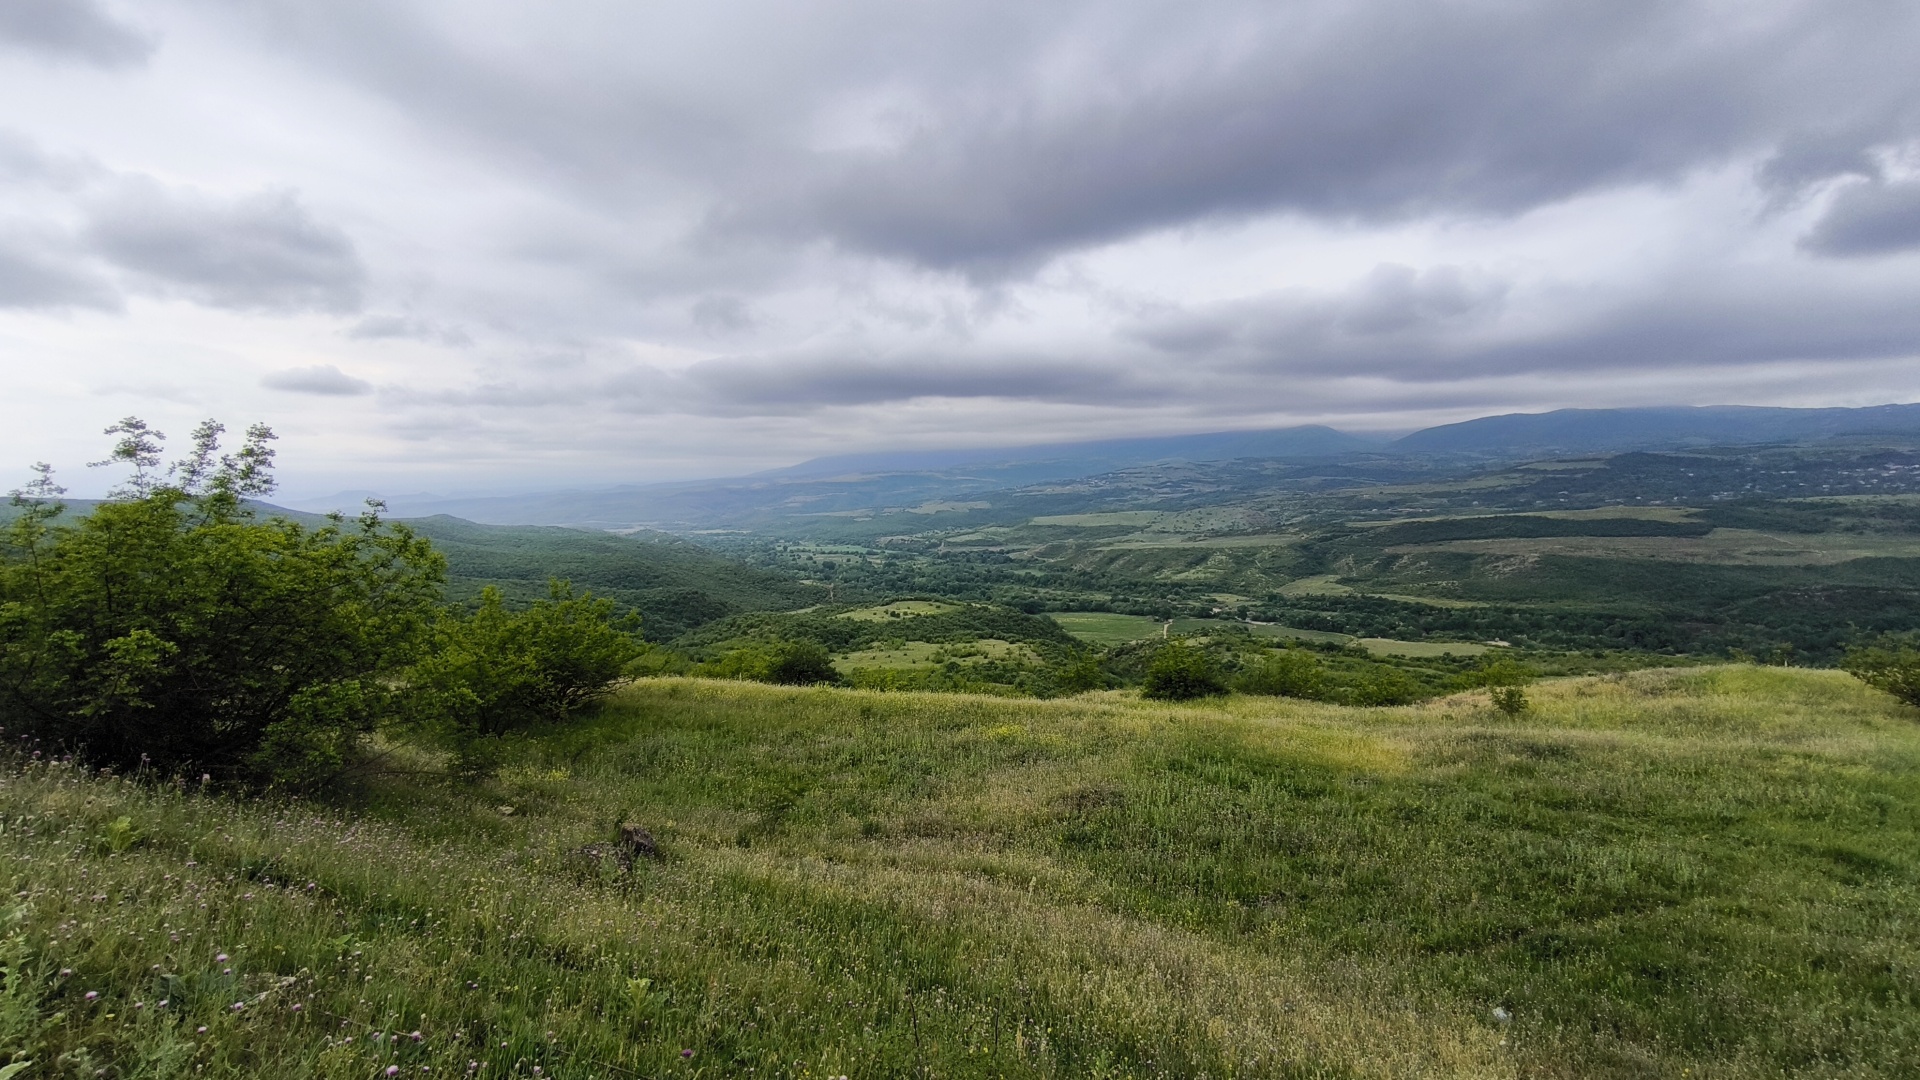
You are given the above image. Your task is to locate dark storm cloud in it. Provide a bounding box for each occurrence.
[262,364,374,396]
[0,0,154,67]
[85,181,365,312]
[1801,178,1920,257]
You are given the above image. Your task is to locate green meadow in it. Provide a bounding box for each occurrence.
[6,666,1917,1077]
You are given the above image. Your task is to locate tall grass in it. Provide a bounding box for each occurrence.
[3,666,1917,1077]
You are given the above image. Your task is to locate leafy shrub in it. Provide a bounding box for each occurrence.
[1843,637,1920,708]
[1477,656,1533,715]
[761,641,840,685]
[1141,640,1227,701]
[1235,649,1327,698]
[406,582,643,773]
[0,420,444,789]
[1051,653,1110,694]
[1329,664,1425,706]
[695,640,841,686]
[1489,686,1530,716]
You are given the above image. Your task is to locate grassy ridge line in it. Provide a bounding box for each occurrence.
[6,668,1920,1076]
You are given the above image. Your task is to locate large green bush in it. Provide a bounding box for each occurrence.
[1140,639,1227,701]
[0,420,444,788]
[406,582,644,759]
[403,583,641,779]
[693,639,841,685]
[761,640,840,685]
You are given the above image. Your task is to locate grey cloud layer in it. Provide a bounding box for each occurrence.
[0,136,364,314]
[1126,261,1920,387]
[0,0,153,67]
[237,0,1920,273]
[262,364,374,396]
[1803,178,1920,256]
[86,182,363,312]
[8,0,1920,486]
[755,2,1920,270]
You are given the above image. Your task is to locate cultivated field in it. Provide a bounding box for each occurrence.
[4,667,1916,1077]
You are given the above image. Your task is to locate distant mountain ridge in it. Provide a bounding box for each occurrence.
[768,424,1377,478]
[312,402,1920,529]
[1394,403,1920,456]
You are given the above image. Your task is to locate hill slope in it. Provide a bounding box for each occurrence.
[7,667,1916,1077]
[403,516,817,638]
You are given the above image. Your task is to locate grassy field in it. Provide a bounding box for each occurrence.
[1390,528,1920,565]
[835,638,1043,671]
[1355,638,1492,658]
[4,668,1918,1077]
[836,600,962,621]
[1047,611,1168,644]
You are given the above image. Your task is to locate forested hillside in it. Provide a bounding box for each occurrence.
[404,516,818,639]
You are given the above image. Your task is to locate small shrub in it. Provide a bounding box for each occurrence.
[1051,654,1109,694]
[1489,685,1529,716]
[1333,664,1425,706]
[1843,638,1920,708]
[1141,640,1227,701]
[1235,649,1327,698]
[1475,656,1533,715]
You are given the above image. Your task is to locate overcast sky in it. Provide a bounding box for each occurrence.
[4,0,1920,498]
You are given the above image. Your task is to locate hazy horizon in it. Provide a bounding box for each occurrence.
[6,1,1920,497]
